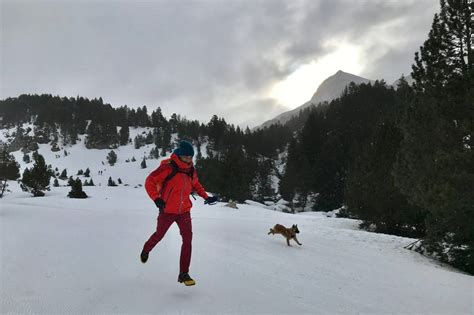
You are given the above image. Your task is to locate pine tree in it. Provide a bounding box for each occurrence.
[59,169,68,180]
[108,177,117,187]
[151,107,166,127]
[53,178,59,187]
[162,124,172,154]
[20,152,53,197]
[394,0,474,274]
[107,150,117,166]
[196,142,203,161]
[141,157,147,169]
[345,121,426,237]
[0,150,21,198]
[119,125,130,146]
[84,168,90,177]
[254,159,274,202]
[68,178,88,198]
[220,146,254,202]
[0,150,20,180]
[149,146,159,159]
[134,135,145,149]
[86,120,119,149]
[145,131,154,144]
[77,169,84,175]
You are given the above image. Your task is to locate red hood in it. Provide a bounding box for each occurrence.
[160,153,193,170]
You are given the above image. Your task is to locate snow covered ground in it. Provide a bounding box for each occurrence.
[1,184,472,314]
[1,126,472,314]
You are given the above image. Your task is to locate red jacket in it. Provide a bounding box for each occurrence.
[145,153,209,214]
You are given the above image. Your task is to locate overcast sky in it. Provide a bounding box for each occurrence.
[1,0,438,127]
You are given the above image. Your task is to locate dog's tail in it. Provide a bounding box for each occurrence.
[268,228,274,235]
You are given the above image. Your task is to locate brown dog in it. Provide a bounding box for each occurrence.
[268,224,302,246]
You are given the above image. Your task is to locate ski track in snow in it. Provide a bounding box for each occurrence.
[1,187,472,314]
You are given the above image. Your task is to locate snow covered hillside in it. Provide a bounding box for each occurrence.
[1,184,472,314]
[2,125,184,189]
[1,123,472,314]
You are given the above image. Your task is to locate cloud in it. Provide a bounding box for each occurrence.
[1,0,439,126]
[221,98,288,129]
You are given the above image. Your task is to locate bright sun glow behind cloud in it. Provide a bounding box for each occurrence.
[269,43,363,109]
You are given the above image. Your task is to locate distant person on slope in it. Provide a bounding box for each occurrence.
[141,140,218,286]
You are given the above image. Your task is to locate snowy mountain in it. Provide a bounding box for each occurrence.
[257,70,372,129]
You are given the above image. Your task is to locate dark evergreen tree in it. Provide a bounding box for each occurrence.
[149,146,159,159]
[169,113,179,133]
[68,178,88,198]
[151,107,166,127]
[0,150,21,198]
[145,131,154,144]
[207,115,227,151]
[393,0,474,274]
[197,145,256,202]
[0,150,20,180]
[86,120,119,149]
[20,152,53,197]
[108,177,117,187]
[84,168,90,177]
[345,120,426,237]
[107,150,117,166]
[59,169,68,180]
[253,159,274,202]
[134,135,145,149]
[161,124,172,154]
[141,157,147,169]
[53,178,59,187]
[119,125,130,146]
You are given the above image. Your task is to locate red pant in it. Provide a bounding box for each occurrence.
[143,212,193,273]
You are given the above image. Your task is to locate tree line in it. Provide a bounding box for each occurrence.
[279,0,473,273]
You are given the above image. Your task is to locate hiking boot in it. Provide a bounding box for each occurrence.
[140,250,148,263]
[178,272,196,286]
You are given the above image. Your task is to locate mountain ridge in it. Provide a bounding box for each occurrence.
[257,70,372,130]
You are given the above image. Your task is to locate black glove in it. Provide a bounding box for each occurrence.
[154,198,165,212]
[204,196,218,205]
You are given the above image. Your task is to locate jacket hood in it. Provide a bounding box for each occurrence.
[160,153,194,170]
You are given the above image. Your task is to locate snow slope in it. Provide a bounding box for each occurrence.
[1,185,472,314]
[5,126,175,189]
